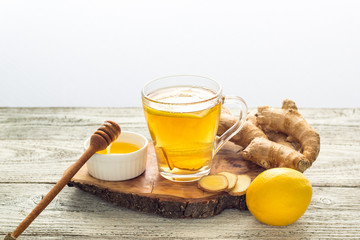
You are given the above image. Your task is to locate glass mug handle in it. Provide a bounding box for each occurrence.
[215,95,248,154]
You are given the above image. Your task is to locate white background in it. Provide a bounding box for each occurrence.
[0,0,359,108]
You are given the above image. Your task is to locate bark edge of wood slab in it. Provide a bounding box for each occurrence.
[69,141,264,218]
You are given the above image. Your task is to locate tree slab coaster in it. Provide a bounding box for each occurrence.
[69,141,264,218]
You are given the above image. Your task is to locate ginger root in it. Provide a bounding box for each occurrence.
[218,99,320,172]
[241,137,311,172]
[256,99,320,163]
[218,112,267,148]
[264,130,301,151]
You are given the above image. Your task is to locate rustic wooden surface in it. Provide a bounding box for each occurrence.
[0,107,359,239]
[69,141,264,218]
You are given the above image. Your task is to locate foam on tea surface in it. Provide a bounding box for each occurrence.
[145,86,220,113]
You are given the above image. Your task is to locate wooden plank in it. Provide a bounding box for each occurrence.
[1,107,359,239]
[1,108,359,187]
[0,184,359,239]
[0,107,148,141]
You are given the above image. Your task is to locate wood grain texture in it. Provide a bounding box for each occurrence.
[69,141,264,218]
[1,184,359,239]
[1,107,359,186]
[1,107,360,239]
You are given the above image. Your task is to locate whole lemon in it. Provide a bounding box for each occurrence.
[246,168,312,226]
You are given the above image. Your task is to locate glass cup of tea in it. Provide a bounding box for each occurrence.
[142,75,247,182]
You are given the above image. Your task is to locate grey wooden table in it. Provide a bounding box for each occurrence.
[0,107,359,239]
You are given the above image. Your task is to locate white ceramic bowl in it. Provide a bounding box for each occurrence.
[84,131,148,181]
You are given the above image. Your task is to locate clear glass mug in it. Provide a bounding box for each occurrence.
[142,75,247,182]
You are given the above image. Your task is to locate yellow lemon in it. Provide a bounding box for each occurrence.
[246,168,312,226]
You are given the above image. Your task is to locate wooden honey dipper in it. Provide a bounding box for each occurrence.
[4,120,121,240]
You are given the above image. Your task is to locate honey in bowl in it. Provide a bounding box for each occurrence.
[97,141,141,154]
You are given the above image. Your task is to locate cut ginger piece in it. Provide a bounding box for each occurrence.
[198,175,228,193]
[229,174,252,196]
[218,172,238,191]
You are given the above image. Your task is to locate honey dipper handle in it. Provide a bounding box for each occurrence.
[10,146,97,239]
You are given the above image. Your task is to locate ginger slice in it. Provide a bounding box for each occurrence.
[218,172,238,191]
[229,174,251,196]
[198,175,228,193]
[155,146,174,170]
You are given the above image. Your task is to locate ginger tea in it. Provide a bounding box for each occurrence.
[143,86,221,181]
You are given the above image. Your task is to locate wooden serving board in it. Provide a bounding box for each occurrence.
[69,141,264,218]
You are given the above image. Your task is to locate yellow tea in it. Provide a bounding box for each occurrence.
[143,86,221,179]
[97,141,140,154]
[142,75,248,182]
